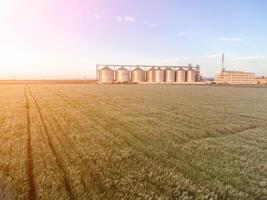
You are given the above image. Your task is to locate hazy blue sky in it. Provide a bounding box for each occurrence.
[0,0,267,79]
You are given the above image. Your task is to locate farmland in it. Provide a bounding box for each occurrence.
[0,84,266,200]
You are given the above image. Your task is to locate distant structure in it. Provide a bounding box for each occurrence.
[214,54,256,84]
[215,71,256,84]
[96,64,201,84]
[221,53,225,73]
[256,76,267,84]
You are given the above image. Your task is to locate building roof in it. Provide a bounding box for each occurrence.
[223,70,255,74]
[99,66,113,71]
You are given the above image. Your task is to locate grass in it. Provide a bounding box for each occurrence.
[0,83,266,200]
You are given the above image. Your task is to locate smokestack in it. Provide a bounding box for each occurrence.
[222,53,225,72]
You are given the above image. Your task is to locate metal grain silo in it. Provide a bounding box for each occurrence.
[99,66,114,83]
[196,65,200,82]
[131,67,145,83]
[165,68,175,82]
[196,72,200,82]
[146,67,155,82]
[116,67,130,83]
[176,68,186,82]
[187,68,196,83]
[154,68,164,82]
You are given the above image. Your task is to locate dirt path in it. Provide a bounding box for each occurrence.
[24,88,37,200]
[28,88,75,200]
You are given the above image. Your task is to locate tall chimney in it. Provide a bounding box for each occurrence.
[222,53,225,72]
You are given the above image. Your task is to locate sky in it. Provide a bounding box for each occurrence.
[0,0,267,79]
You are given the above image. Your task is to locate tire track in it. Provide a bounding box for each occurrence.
[44,88,267,146]
[28,88,75,200]
[47,88,152,147]
[44,89,120,196]
[46,88,257,198]
[47,88,176,153]
[24,88,37,200]
[48,115,106,199]
[46,88,121,145]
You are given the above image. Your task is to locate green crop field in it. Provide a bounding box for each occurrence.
[0,84,266,200]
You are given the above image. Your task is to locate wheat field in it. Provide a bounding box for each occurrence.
[0,84,266,200]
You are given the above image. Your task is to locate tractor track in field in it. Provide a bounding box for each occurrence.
[47,89,98,121]
[46,88,259,199]
[47,88,267,146]
[46,88,155,150]
[24,88,37,200]
[43,89,181,199]
[28,88,75,200]
[45,89,239,193]
[46,114,94,196]
[47,88,255,150]
[45,88,115,196]
[46,88,120,145]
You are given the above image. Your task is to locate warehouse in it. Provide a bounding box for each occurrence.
[96,64,201,84]
[215,71,256,84]
[214,54,257,84]
[256,76,267,84]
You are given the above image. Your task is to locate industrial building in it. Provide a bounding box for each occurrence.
[215,71,256,84]
[256,76,267,84]
[96,64,201,84]
[214,54,257,84]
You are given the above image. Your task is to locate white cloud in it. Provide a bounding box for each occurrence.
[218,37,244,42]
[177,30,191,37]
[124,16,135,22]
[116,16,135,23]
[142,21,157,27]
[116,16,123,22]
[94,14,101,19]
[116,16,156,27]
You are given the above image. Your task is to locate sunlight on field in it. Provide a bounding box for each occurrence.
[0,84,266,199]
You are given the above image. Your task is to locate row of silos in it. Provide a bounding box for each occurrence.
[98,67,199,83]
[146,67,187,83]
